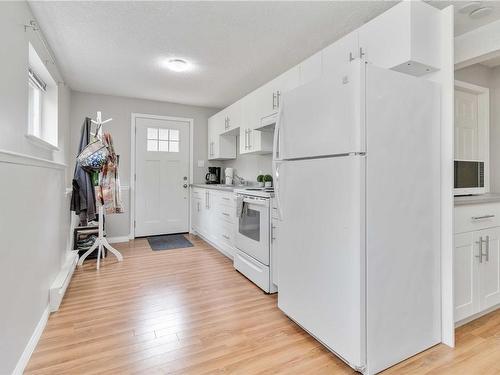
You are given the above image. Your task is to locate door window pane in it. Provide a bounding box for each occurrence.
[147,140,158,152]
[170,129,180,141]
[169,141,179,153]
[159,128,169,140]
[159,140,169,152]
[147,127,158,139]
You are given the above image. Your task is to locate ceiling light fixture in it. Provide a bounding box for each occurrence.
[164,58,191,72]
[469,6,494,19]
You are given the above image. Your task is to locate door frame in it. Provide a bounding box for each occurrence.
[130,113,194,239]
[454,80,490,192]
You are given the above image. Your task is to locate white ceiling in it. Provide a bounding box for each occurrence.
[29,1,500,108]
[29,1,397,108]
[427,0,500,35]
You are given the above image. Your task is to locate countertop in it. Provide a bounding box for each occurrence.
[454,193,500,206]
[190,184,239,192]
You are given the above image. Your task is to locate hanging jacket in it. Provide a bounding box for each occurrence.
[70,118,96,222]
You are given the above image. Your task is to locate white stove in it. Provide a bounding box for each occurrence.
[233,188,277,293]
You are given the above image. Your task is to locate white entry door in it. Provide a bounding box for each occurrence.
[135,116,190,237]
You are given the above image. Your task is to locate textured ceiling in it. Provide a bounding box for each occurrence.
[29,1,397,108]
[29,1,500,108]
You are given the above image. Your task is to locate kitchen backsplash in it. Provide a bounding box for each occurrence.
[211,136,272,182]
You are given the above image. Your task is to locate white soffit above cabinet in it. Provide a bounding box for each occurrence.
[28,1,397,108]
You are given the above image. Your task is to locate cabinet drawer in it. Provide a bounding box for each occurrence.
[218,220,235,246]
[218,193,236,208]
[455,203,500,234]
[218,204,235,224]
[234,249,270,292]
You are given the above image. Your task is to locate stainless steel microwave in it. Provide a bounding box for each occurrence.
[454,160,485,195]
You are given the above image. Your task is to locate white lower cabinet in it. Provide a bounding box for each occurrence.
[454,203,500,323]
[191,187,237,258]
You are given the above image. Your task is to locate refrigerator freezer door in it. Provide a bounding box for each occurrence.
[364,65,441,374]
[279,60,364,160]
[277,155,365,369]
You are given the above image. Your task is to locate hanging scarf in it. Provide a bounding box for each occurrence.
[96,132,124,214]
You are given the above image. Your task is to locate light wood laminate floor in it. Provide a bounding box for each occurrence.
[26,235,500,374]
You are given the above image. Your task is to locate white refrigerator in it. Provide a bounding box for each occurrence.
[273,60,441,374]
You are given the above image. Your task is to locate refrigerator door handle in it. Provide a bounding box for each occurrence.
[273,161,283,220]
[273,105,283,162]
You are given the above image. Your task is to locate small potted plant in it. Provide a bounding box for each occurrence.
[263,174,273,188]
[257,174,264,187]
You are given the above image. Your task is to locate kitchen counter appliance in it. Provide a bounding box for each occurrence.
[205,167,221,184]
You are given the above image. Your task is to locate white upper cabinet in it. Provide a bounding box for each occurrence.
[358,1,440,76]
[221,100,242,134]
[240,92,273,155]
[322,32,359,77]
[254,66,300,126]
[208,112,236,160]
[299,51,323,86]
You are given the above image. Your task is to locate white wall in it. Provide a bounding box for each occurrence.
[69,91,218,238]
[0,2,71,374]
[219,137,273,182]
[455,64,500,192]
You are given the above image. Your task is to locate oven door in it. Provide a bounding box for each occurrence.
[236,196,270,265]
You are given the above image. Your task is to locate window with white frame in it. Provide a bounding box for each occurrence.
[28,68,46,139]
[26,42,59,149]
[147,127,180,152]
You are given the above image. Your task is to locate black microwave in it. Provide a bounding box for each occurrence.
[454,160,485,195]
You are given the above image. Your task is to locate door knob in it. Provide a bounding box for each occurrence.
[183,183,188,188]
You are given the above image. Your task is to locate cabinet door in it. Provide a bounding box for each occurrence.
[454,89,479,161]
[478,227,500,310]
[224,101,242,133]
[454,232,479,322]
[207,115,220,160]
[322,32,358,76]
[192,197,201,232]
[299,51,322,86]
[272,66,300,112]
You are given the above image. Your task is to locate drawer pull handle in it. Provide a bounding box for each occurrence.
[471,214,495,220]
[222,234,230,240]
[222,212,230,217]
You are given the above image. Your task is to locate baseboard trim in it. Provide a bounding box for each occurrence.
[455,304,500,328]
[12,305,49,375]
[107,236,130,244]
[50,251,78,312]
[193,231,234,260]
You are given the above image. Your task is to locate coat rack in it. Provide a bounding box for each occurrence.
[77,111,123,270]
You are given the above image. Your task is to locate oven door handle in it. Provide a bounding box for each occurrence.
[242,198,268,206]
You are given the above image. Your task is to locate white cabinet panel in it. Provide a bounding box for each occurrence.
[358,1,440,76]
[479,227,500,310]
[454,204,500,323]
[322,32,359,76]
[454,232,479,322]
[208,112,236,160]
[299,51,322,86]
[191,188,236,258]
